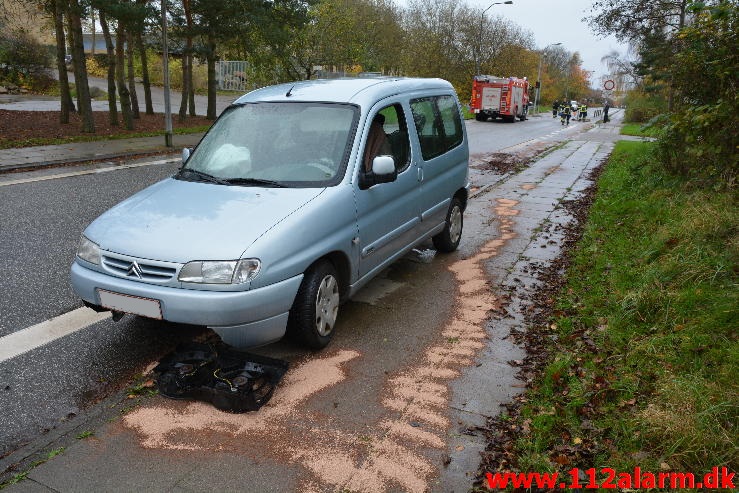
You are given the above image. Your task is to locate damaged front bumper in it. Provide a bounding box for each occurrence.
[71,261,303,347]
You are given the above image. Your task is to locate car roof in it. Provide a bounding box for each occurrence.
[233,77,455,107]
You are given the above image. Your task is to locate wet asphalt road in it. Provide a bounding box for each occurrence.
[0,112,593,461]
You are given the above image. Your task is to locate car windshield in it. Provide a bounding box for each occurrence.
[181,102,357,187]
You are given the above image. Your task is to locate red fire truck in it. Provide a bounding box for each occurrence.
[470,75,530,122]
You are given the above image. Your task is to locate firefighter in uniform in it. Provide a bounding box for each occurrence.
[579,102,587,121]
[561,104,571,125]
[552,99,560,118]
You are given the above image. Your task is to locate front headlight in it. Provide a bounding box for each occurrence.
[77,235,101,265]
[178,258,261,284]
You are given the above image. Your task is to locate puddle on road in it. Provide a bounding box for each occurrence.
[122,198,521,492]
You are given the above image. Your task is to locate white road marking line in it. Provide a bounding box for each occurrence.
[0,307,111,363]
[0,158,178,187]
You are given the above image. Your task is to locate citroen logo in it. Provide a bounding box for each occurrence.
[127,261,143,279]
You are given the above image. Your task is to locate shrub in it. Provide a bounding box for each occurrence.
[653,3,738,186]
[623,88,667,123]
[86,54,109,78]
[0,28,52,85]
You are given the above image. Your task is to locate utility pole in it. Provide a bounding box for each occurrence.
[475,1,513,76]
[534,42,561,115]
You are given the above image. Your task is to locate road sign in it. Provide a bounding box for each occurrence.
[603,79,615,91]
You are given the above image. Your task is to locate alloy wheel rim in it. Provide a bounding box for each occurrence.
[449,206,462,243]
[315,275,339,337]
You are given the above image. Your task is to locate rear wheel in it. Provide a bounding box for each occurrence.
[475,112,487,122]
[287,260,340,350]
[433,197,463,253]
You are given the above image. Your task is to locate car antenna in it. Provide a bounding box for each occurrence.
[285,85,295,97]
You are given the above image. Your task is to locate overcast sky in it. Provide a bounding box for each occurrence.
[470,0,626,84]
[401,0,629,87]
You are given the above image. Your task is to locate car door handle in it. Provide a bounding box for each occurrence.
[417,168,424,182]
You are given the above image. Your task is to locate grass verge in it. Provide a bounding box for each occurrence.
[0,126,210,150]
[620,122,659,137]
[0,125,210,149]
[492,141,737,483]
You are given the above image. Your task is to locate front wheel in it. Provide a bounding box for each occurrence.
[287,260,340,350]
[433,197,464,253]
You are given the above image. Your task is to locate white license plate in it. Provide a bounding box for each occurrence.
[98,289,162,320]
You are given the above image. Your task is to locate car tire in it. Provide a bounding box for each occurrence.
[433,197,463,253]
[475,112,487,122]
[287,260,340,350]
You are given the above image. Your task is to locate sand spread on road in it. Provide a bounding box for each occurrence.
[123,197,520,492]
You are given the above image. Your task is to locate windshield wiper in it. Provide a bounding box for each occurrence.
[175,168,230,185]
[223,177,286,188]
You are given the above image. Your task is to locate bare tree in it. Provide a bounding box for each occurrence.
[600,48,640,89]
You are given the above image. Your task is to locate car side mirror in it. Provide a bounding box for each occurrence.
[372,155,395,176]
[359,155,397,190]
[182,147,192,164]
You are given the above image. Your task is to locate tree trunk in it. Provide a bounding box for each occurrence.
[90,9,96,56]
[184,0,196,117]
[54,0,75,123]
[116,23,134,130]
[99,9,118,126]
[178,52,189,120]
[67,0,95,133]
[188,55,196,117]
[206,35,217,120]
[135,33,153,114]
[126,31,140,118]
[64,19,80,111]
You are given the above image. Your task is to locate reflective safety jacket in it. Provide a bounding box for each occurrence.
[579,104,587,112]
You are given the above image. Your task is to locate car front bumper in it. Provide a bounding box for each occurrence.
[71,261,303,347]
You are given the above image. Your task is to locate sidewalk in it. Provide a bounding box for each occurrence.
[1,118,629,493]
[0,133,205,172]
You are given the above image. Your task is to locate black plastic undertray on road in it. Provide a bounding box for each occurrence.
[154,342,289,413]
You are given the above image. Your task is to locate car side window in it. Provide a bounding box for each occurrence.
[362,104,411,173]
[410,95,463,161]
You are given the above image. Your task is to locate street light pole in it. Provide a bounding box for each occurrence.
[533,42,561,115]
[475,1,513,76]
